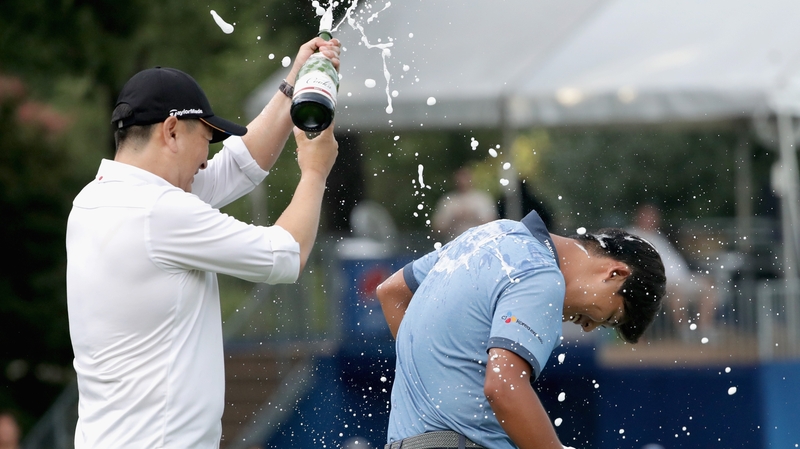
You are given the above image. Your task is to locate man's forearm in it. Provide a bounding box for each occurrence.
[242,90,295,172]
[492,388,563,449]
[485,349,564,449]
[274,171,327,273]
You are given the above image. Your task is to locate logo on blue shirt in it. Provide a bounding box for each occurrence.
[501,311,543,344]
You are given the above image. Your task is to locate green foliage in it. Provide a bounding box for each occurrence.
[0,96,92,427]
[535,127,742,232]
[347,125,759,241]
[356,129,504,231]
[0,0,320,432]
[0,0,144,96]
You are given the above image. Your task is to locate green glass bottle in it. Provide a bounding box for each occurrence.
[290,9,339,135]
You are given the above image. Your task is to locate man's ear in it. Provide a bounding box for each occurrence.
[606,262,631,282]
[162,116,180,151]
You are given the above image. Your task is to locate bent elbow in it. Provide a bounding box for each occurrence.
[375,282,388,304]
[483,374,508,404]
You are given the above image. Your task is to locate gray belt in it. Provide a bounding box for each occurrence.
[384,431,484,449]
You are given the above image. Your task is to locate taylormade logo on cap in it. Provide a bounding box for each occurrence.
[169,108,204,117]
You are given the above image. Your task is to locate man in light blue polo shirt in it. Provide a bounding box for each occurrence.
[377,210,666,449]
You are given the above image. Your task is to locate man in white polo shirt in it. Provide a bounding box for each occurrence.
[66,36,340,449]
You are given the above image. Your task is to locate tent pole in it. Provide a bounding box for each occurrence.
[776,113,800,354]
[734,132,756,331]
[734,132,753,255]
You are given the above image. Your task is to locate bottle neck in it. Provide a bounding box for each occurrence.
[318,30,332,41]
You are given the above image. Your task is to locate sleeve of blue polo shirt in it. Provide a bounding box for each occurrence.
[401,248,440,292]
[487,267,565,380]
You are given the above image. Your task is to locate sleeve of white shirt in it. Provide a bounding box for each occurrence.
[146,188,300,284]
[191,136,268,209]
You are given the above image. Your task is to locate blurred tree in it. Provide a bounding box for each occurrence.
[534,126,742,232]
[0,77,88,430]
[0,0,145,95]
[0,0,317,433]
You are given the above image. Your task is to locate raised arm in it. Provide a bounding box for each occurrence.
[242,37,341,171]
[376,268,414,338]
[485,348,566,449]
[273,126,338,273]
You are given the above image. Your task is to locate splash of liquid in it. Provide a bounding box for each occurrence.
[210,10,234,34]
[328,1,396,114]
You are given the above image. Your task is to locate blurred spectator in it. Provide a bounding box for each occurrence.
[0,411,21,449]
[336,200,399,259]
[628,204,719,338]
[432,166,498,242]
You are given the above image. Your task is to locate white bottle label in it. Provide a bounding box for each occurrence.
[294,55,338,106]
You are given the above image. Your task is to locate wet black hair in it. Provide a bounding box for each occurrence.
[572,228,666,344]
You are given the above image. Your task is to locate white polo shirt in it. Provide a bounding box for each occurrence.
[66,136,300,449]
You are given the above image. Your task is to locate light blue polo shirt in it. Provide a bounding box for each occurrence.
[387,211,565,449]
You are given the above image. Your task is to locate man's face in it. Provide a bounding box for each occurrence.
[562,257,628,333]
[563,288,626,333]
[176,120,212,192]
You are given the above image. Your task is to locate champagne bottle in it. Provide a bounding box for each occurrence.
[290,9,339,135]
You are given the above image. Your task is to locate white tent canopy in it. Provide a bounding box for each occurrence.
[248,0,800,129]
[246,0,606,129]
[511,0,800,127]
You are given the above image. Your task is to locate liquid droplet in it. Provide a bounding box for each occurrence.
[210,10,234,34]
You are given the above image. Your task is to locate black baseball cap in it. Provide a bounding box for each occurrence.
[111,67,247,143]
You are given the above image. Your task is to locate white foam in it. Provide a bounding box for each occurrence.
[470,138,479,150]
[336,2,395,114]
[210,10,234,34]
